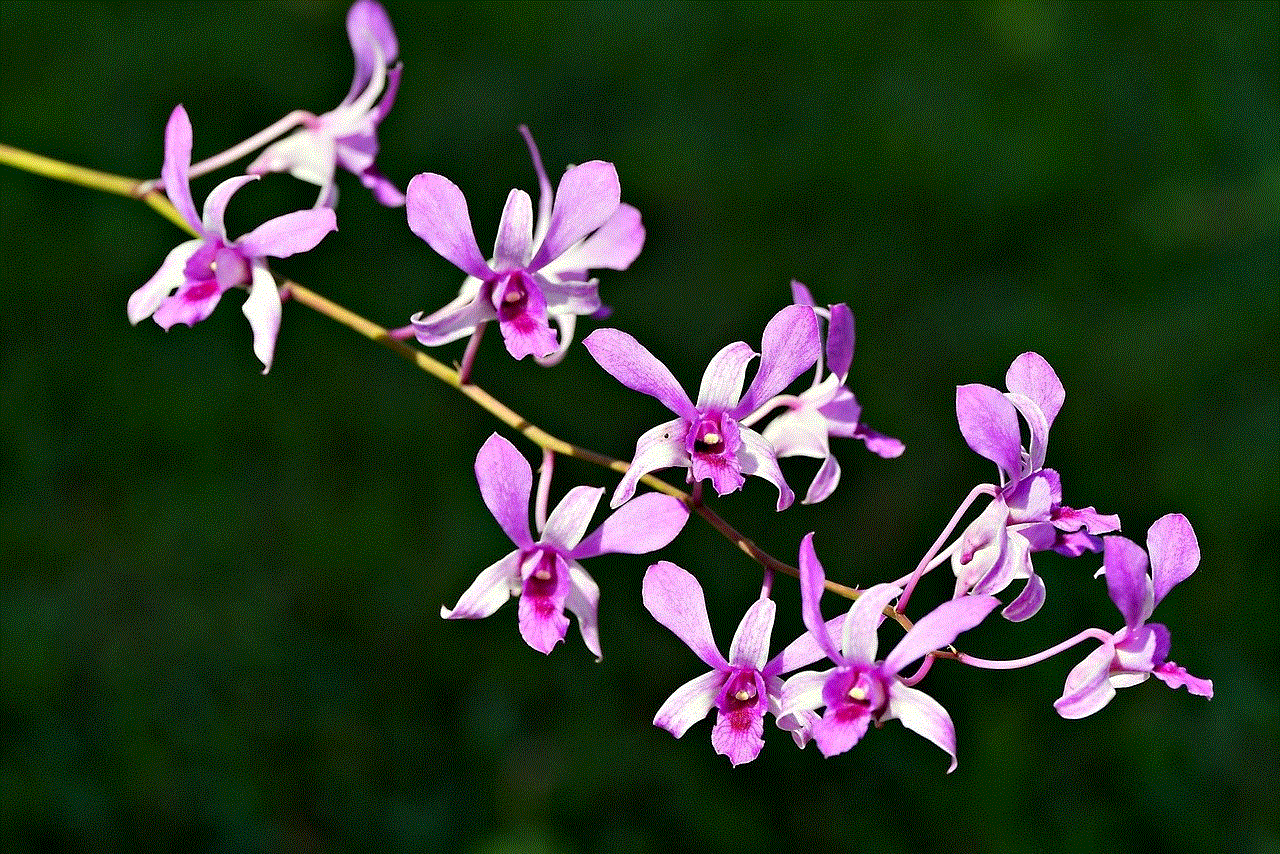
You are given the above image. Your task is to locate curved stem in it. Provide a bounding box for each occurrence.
[957,628,1112,670]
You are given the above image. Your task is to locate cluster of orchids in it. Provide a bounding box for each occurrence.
[64,1,1213,771]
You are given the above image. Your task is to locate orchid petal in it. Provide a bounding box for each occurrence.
[517,588,570,654]
[611,418,688,508]
[885,595,999,675]
[737,426,795,511]
[642,561,729,670]
[841,583,902,665]
[1103,535,1153,630]
[812,704,872,758]
[542,203,644,275]
[1002,572,1046,622]
[798,534,842,662]
[538,277,602,317]
[492,188,534,271]
[1147,513,1200,608]
[238,206,337,260]
[539,485,604,552]
[474,433,534,550]
[406,173,493,280]
[571,492,688,559]
[956,383,1024,483]
[1153,661,1214,698]
[495,282,558,360]
[789,280,816,306]
[887,682,959,772]
[763,405,829,460]
[653,670,724,738]
[826,303,855,380]
[534,314,577,368]
[852,423,906,458]
[768,613,849,677]
[129,241,199,324]
[803,453,842,505]
[696,341,756,411]
[1006,351,1064,429]
[1054,643,1118,719]
[345,0,398,98]
[728,598,776,670]
[410,279,495,347]
[583,329,696,420]
[711,704,766,766]
[734,305,821,416]
[530,161,620,270]
[161,105,201,231]
[519,125,554,246]
[1005,391,1051,473]
[242,264,283,373]
[201,174,259,240]
[440,551,520,620]
[565,563,602,661]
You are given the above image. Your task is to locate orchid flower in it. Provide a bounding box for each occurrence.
[951,352,1120,619]
[1055,514,1213,719]
[583,304,820,510]
[748,281,904,504]
[127,106,337,373]
[409,128,644,364]
[642,561,847,765]
[247,0,404,207]
[780,534,999,770]
[441,433,687,659]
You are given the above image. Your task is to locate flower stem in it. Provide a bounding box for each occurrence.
[895,483,995,614]
[957,628,1112,670]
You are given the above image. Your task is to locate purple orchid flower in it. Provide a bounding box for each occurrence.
[748,281,904,504]
[248,0,404,207]
[1055,514,1213,719]
[583,304,820,511]
[951,352,1120,619]
[441,433,687,659]
[780,534,999,770]
[127,105,337,373]
[642,561,848,765]
[409,127,644,365]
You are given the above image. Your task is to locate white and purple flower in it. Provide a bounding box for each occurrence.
[780,534,998,770]
[409,128,643,364]
[441,433,687,659]
[584,304,820,510]
[642,561,845,765]
[952,352,1120,619]
[1055,514,1213,718]
[748,281,904,504]
[248,0,404,207]
[128,105,337,373]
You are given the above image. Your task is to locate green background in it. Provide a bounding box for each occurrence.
[1,1,1276,852]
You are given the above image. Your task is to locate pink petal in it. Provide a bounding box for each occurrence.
[565,563,602,661]
[406,173,493,280]
[956,383,1024,483]
[129,241,199,324]
[237,206,337,260]
[519,125,554,245]
[734,305,821,417]
[518,588,570,655]
[768,613,849,678]
[777,668,831,718]
[1147,513,1200,608]
[813,704,872,758]
[1054,643,1118,719]
[1005,391,1051,473]
[160,105,201,231]
[826,303,855,380]
[887,682,959,772]
[884,595,999,675]
[762,405,829,460]
[474,433,534,550]
[727,598,776,670]
[492,188,534,271]
[642,561,729,670]
[653,670,723,738]
[803,454,842,505]
[201,175,259,240]
[411,279,495,347]
[538,485,604,553]
[345,0,398,99]
[530,160,620,269]
[610,418,689,508]
[711,705,766,766]
[737,427,795,511]
[1103,535,1153,630]
[570,492,688,559]
[1001,572,1046,622]
[696,341,756,411]
[242,264,283,373]
[1152,661,1213,698]
[440,551,521,620]
[543,203,644,275]
[1005,351,1064,429]
[583,328,696,420]
[797,534,842,662]
[841,583,902,666]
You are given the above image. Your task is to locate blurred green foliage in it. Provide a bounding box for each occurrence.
[1,1,1276,852]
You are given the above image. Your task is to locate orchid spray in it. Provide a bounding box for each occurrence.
[0,0,1212,779]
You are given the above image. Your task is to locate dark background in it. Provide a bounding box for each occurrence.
[1,2,1276,852]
